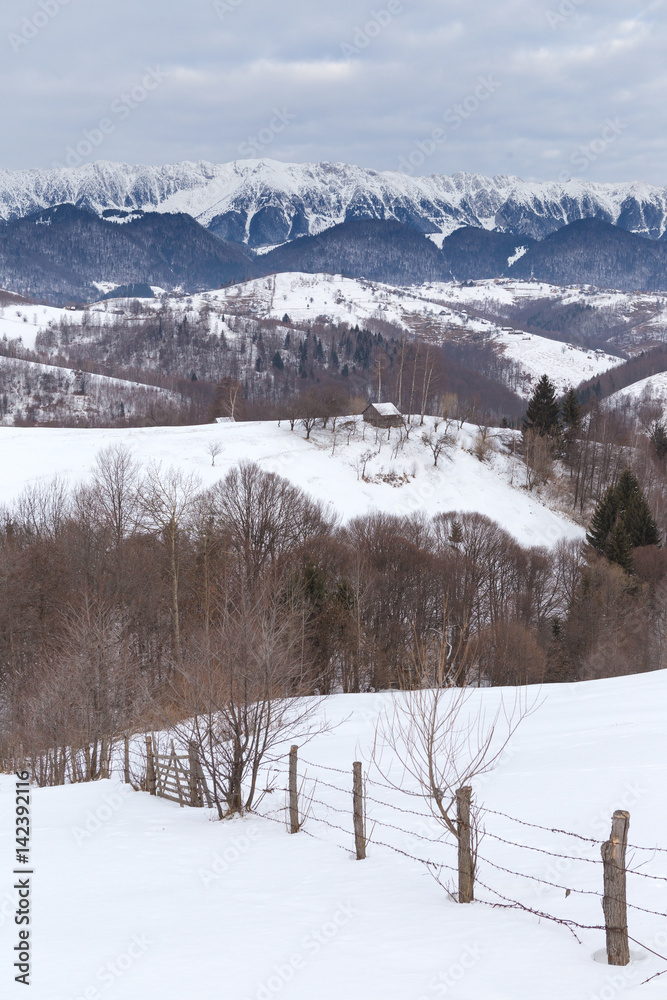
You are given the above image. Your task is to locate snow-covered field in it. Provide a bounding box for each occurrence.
[610,371,667,409]
[211,273,624,398]
[0,417,582,548]
[2,670,667,999]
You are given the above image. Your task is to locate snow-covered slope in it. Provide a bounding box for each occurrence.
[2,159,667,245]
[0,355,179,426]
[0,418,582,548]
[0,301,70,351]
[609,371,667,408]
[2,670,667,999]
[211,273,624,397]
[1,273,639,402]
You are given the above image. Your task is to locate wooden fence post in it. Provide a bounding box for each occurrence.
[100,738,109,780]
[353,761,366,860]
[124,736,131,785]
[189,741,203,807]
[456,786,474,903]
[146,736,157,796]
[171,741,185,808]
[289,745,299,834]
[601,810,630,966]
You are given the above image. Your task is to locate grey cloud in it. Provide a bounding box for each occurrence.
[0,0,665,182]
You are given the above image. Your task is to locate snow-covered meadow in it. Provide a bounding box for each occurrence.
[2,671,667,999]
[212,273,624,398]
[0,416,583,548]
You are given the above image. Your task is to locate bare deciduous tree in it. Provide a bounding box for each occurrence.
[372,618,533,900]
[139,464,202,662]
[207,441,223,467]
[91,443,140,549]
[207,461,333,581]
[167,576,329,818]
[422,430,452,467]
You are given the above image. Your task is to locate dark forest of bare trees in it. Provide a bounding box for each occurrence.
[1,425,665,788]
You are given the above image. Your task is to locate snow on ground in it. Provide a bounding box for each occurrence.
[211,274,624,398]
[0,417,582,548]
[609,371,667,408]
[2,670,667,999]
[494,332,620,397]
[0,302,69,351]
[1,274,644,403]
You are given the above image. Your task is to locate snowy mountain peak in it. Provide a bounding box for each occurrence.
[2,159,667,248]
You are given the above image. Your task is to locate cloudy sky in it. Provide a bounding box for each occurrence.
[1,0,666,182]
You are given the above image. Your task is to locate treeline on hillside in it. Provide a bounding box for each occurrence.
[515,372,667,529]
[0,356,200,428]
[24,307,524,425]
[466,293,648,351]
[1,445,665,778]
[577,345,667,404]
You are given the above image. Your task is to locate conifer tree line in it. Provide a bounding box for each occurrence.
[520,372,667,522]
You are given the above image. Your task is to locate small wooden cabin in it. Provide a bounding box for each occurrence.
[362,402,403,428]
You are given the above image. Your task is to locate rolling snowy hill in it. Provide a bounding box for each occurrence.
[609,371,667,408]
[2,670,667,999]
[0,417,583,548]
[211,273,625,397]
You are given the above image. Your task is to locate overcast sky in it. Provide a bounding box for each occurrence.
[1,0,666,182]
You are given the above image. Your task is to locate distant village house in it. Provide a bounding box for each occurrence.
[362,402,403,428]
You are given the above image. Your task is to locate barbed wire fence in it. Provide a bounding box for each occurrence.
[5,734,667,982]
[254,750,667,983]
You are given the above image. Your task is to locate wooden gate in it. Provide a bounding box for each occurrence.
[145,737,212,808]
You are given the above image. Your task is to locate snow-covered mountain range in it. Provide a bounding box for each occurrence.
[2,159,667,247]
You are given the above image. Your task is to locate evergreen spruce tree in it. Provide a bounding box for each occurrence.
[271,351,284,370]
[586,468,660,567]
[624,492,660,547]
[561,387,581,436]
[523,375,561,437]
[605,521,634,574]
[650,422,667,459]
[614,469,641,513]
[586,486,618,552]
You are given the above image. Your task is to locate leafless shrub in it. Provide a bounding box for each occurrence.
[166,576,330,819]
[372,615,534,898]
[422,430,453,467]
[473,425,494,463]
